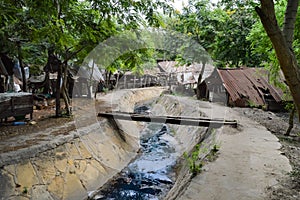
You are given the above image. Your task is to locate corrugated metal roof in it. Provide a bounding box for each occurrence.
[217,68,283,106]
[158,61,201,73]
[157,61,214,85]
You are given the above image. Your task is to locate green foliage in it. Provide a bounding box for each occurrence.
[212,144,220,154]
[247,0,300,102]
[247,0,286,79]
[22,186,28,194]
[184,144,204,176]
[212,4,259,67]
[166,0,261,68]
[0,0,174,75]
[206,143,220,162]
[285,102,295,111]
[247,100,259,108]
[288,166,300,179]
[183,144,209,176]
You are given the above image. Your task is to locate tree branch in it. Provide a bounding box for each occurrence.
[64,46,85,63]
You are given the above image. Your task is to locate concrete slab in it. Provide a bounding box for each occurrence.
[178,101,292,200]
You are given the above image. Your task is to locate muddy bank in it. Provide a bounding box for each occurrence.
[0,88,166,200]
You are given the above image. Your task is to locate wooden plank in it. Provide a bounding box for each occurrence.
[0,93,33,120]
[98,112,237,128]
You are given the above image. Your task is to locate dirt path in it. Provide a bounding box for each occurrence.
[177,101,292,200]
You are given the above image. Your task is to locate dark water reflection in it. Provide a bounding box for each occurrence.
[93,122,179,200]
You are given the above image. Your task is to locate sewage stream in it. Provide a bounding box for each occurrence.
[92,106,180,200]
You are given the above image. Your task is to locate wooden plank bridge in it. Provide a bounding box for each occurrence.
[98,112,237,128]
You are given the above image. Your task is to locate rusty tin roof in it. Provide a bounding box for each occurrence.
[158,61,214,85]
[217,68,283,106]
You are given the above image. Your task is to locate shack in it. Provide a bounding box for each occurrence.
[199,67,285,111]
[157,61,200,87]
[71,63,104,97]
[0,53,14,93]
[116,71,159,89]
[157,61,214,94]
[0,92,33,121]
[0,58,8,93]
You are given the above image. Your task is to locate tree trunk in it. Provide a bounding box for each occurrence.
[283,0,299,48]
[108,71,112,89]
[43,72,50,94]
[89,60,95,99]
[56,64,62,117]
[61,62,71,115]
[256,0,300,122]
[285,104,296,136]
[196,62,206,100]
[115,72,120,89]
[17,41,27,92]
[105,70,109,86]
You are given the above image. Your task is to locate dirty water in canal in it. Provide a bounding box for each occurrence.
[92,106,181,200]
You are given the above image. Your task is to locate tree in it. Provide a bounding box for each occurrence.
[168,0,261,68]
[255,0,300,122]
[164,0,261,99]
[213,1,259,67]
[0,0,174,117]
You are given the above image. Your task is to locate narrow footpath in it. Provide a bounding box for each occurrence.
[177,100,292,200]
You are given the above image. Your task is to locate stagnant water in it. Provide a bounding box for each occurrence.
[92,106,180,200]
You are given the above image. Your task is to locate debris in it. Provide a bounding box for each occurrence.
[29,121,37,125]
[12,121,26,126]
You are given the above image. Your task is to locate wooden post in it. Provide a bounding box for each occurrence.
[144,75,147,87]
[133,75,136,88]
[56,65,62,117]
[168,73,171,89]
[17,41,27,92]
[124,75,127,89]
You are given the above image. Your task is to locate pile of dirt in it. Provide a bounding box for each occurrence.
[234,107,300,200]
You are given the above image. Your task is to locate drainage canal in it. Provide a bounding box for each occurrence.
[92,106,180,200]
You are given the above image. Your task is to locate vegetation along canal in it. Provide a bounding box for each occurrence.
[92,106,180,200]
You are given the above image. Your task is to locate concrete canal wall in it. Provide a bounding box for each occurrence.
[151,95,217,200]
[0,88,165,200]
[0,88,215,200]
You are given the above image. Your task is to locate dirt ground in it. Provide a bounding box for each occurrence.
[234,107,300,200]
[0,97,112,141]
[0,102,74,141]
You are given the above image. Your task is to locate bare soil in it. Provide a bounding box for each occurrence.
[234,108,300,200]
[0,104,74,141]
[0,97,116,154]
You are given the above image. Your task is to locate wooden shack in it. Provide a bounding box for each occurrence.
[0,92,33,121]
[199,67,285,111]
